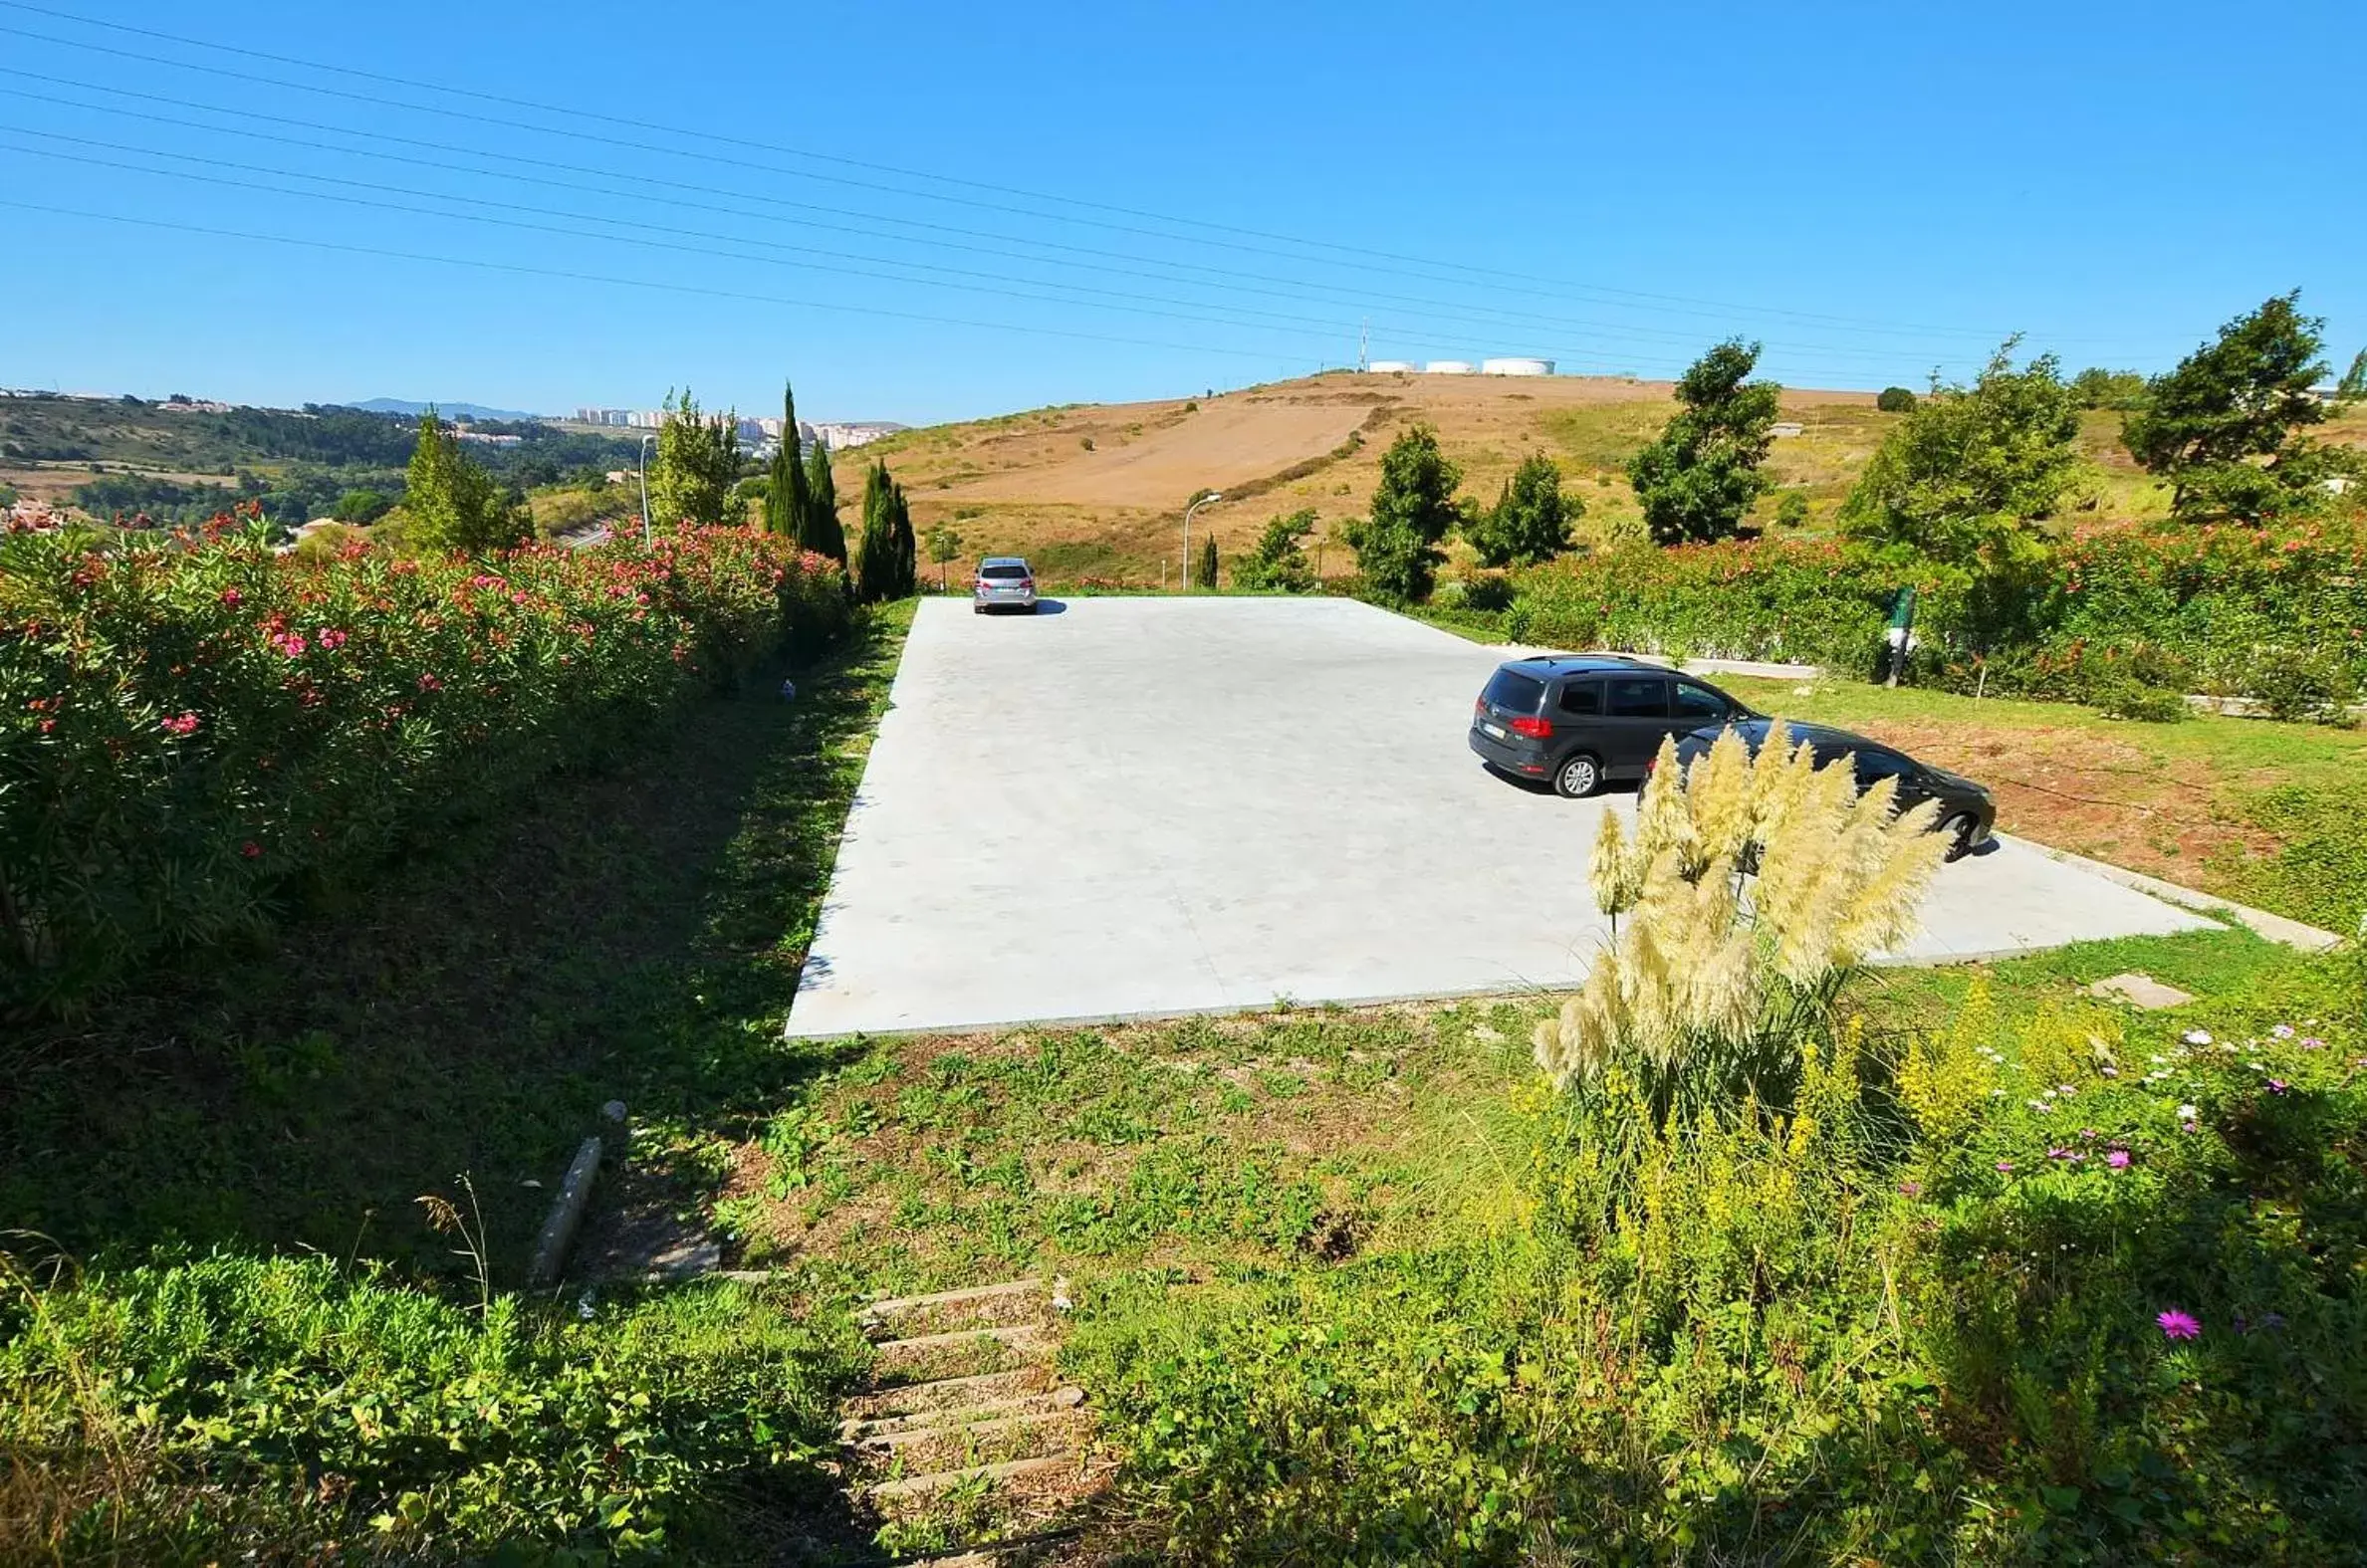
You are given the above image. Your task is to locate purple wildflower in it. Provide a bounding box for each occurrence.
[2267,1078,2291,1095]
[2107,1149,2132,1170]
[2157,1309,2202,1341]
[1899,1180,1923,1198]
[1995,1159,2015,1173]
[2272,1024,2295,1039]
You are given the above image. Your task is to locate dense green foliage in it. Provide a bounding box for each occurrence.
[763,381,809,543]
[1775,488,1809,528]
[1840,341,2083,563]
[803,436,845,564]
[648,389,744,530]
[1463,451,1576,567]
[335,486,395,524]
[1625,339,1781,545]
[1345,423,1463,599]
[2071,366,2152,410]
[1499,520,2367,710]
[853,459,916,601]
[1075,947,2367,1564]
[1195,532,1218,589]
[2124,293,2339,523]
[1876,384,1919,413]
[0,519,849,1012]
[0,1252,859,1561]
[1234,509,1318,592]
[402,411,529,554]
[925,522,965,589]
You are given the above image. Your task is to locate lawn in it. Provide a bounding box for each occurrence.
[1719,674,2367,934]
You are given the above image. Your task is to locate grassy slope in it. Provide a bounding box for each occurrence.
[1719,674,2367,933]
[0,602,916,1282]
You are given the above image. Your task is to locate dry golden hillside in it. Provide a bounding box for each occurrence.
[828,370,2366,586]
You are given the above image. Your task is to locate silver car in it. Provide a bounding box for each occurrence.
[972,557,1039,614]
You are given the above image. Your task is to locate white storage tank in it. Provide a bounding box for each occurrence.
[1424,360,1476,374]
[1482,356,1554,376]
[1365,359,1417,373]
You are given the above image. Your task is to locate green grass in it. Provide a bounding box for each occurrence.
[1720,672,2367,933]
[0,601,917,1283]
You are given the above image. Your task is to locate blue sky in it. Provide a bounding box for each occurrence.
[1,0,2361,424]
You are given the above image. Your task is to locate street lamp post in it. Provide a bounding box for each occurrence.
[636,433,656,547]
[1182,490,1221,590]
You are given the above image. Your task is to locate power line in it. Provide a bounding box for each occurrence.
[0,73,2011,357]
[0,196,1339,368]
[0,5,2078,344]
[0,117,1966,372]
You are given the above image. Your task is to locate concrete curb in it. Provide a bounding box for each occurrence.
[1993,833,2342,953]
[526,1136,603,1288]
[1486,645,1825,682]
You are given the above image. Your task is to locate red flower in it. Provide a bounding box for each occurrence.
[160,711,202,736]
[240,840,262,859]
[219,587,243,607]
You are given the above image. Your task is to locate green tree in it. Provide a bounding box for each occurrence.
[1343,423,1463,599]
[335,487,393,524]
[926,523,964,590]
[1194,532,1219,588]
[1626,339,1781,545]
[647,387,741,529]
[1234,509,1318,592]
[1775,490,1809,529]
[2068,367,2149,410]
[2336,348,2366,404]
[763,382,809,541]
[803,437,845,563]
[1838,339,2080,563]
[1875,386,1918,414]
[853,460,916,602]
[2123,292,2330,521]
[1463,452,1577,566]
[403,409,527,553]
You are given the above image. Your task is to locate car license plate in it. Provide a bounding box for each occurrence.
[1482,722,1506,740]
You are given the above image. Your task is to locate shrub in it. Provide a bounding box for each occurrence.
[1233,510,1317,593]
[1876,384,1919,413]
[2246,643,2361,724]
[0,1252,858,1561]
[1775,488,1809,528]
[0,516,849,1012]
[2091,678,2191,723]
[1462,452,1576,567]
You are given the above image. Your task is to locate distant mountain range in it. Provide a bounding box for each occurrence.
[345,398,548,422]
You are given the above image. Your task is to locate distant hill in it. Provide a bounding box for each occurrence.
[347,398,547,422]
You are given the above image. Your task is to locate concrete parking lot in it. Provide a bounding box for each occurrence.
[785,597,2216,1038]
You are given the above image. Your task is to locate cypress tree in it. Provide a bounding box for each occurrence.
[887,474,917,597]
[764,381,808,540]
[855,459,896,602]
[1195,532,1218,588]
[803,436,844,562]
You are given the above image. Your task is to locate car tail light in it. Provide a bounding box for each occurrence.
[1509,716,1552,740]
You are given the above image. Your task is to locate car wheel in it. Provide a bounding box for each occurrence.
[1940,812,1978,862]
[972,603,985,614]
[1552,753,1602,799]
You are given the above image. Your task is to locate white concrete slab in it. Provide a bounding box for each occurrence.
[787,597,2218,1038]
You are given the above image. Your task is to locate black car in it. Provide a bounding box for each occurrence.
[1467,655,1756,798]
[1672,719,1997,860]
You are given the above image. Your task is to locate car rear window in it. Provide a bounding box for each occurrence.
[979,563,1029,579]
[1482,669,1546,714]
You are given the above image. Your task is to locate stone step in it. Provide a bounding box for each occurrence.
[871,1323,1054,1384]
[861,1277,1043,1319]
[851,1406,1090,1478]
[869,1454,1078,1503]
[844,1385,1085,1442]
[843,1366,1057,1423]
[861,1279,1054,1340]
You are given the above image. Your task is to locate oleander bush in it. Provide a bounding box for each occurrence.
[0,512,849,1012]
[0,1251,860,1562]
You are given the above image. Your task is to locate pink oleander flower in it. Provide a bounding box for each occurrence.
[219,586,243,606]
[1995,1160,2015,1173]
[2157,1309,2202,1341]
[2107,1149,2132,1170]
[2267,1078,2290,1095]
[159,711,201,736]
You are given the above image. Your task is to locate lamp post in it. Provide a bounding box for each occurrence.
[636,433,656,547]
[1182,490,1221,590]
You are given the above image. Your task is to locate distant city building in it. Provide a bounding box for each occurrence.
[810,420,905,449]
[453,430,523,446]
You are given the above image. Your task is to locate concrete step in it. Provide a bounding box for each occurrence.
[843,1366,1057,1423]
[860,1278,1054,1340]
[871,1323,1054,1384]
[851,1406,1090,1478]
[845,1385,1084,1443]
[869,1454,1079,1503]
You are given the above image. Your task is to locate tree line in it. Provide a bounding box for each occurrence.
[1314,290,2365,599]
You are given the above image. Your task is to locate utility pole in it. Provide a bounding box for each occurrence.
[1358,319,1369,372]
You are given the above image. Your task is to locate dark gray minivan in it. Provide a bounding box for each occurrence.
[1468,655,1753,797]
